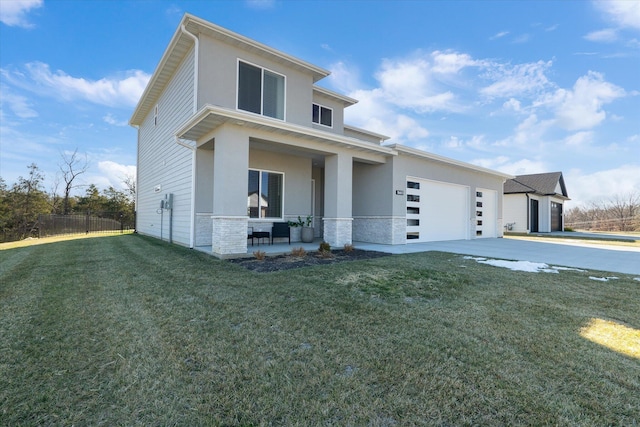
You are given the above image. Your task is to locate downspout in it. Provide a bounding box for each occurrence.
[178,24,199,249]
[181,24,199,114]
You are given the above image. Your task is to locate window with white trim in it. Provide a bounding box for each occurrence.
[238,61,285,120]
[248,169,284,219]
[312,103,332,127]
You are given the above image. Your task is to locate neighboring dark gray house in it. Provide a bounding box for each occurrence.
[503,172,570,233]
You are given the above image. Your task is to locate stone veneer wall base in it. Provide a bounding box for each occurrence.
[211,216,248,258]
[352,216,406,245]
[322,217,353,247]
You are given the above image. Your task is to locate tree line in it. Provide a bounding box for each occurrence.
[0,161,135,243]
[564,192,640,232]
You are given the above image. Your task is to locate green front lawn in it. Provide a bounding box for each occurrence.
[1,234,638,426]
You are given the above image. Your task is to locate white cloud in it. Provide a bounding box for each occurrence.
[584,28,619,42]
[0,0,42,28]
[2,62,150,108]
[548,71,626,131]
[431,50,478,74]
[493,114,553,147]
[566,165,640,207]
[0,88,38,118]
[563,131,594,146]
[480,60,553,99]
[471,156,547,176]
[375,55,458,112]
[593,0,640,30]
[490,31,510,40]
[345,88,430,143]
[103,113,128,127]
[94,161,136,191]
[503,98,522,112]
[327,61,362,94]
[444,134,487,150]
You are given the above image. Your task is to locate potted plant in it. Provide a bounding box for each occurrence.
[287,216,305,242]
[301,215,314,243]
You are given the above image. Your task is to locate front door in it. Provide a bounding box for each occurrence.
[551,202,562,231]
[530,199,539,232]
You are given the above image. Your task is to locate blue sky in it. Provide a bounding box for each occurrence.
[1,0,638,207]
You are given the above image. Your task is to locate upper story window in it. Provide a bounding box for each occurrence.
[238,61,285,120]
[312,103,332,127]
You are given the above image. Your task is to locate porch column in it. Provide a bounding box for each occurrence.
[211,125,249,257]
[323,152,353,247]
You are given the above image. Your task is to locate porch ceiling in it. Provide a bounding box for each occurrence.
[176,104,397,160]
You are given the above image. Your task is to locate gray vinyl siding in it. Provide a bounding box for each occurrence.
[198,34,314,128]
[137,47,195,246]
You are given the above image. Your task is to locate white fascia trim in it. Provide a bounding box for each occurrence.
[313,85,358,106]
[344,124,390,142]
[176,104,398,156]
[185,13,330,82]
[390,144,514,180]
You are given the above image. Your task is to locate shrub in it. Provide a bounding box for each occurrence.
[291,247,306,257]
[318,241,333,258]
[253,250,266,261]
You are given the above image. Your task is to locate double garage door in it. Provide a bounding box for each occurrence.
[406,178,497,242]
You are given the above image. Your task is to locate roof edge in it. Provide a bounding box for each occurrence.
[313,85,358,106]
[388,144,514,179]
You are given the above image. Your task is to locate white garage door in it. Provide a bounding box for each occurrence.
[406,178,469,242]
[475,189,497,238]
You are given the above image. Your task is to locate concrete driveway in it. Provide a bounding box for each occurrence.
[355,237,640,276]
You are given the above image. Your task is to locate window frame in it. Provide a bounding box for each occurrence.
[312,103,333,128]
[247,168,285,220]
[237,59,286,120]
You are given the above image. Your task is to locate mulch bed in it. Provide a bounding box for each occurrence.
[228,249,391,273]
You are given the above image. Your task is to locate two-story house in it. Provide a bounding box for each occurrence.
[130,14,513,258]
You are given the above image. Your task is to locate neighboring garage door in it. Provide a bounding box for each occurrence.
[551,202,563,231]
[475,189,497,238]
[406,178,469,242]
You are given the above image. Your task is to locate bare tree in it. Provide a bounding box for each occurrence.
[565,191,640,232]
[122,173,136,203]
[59,149,89,215]
[607,192,640,232]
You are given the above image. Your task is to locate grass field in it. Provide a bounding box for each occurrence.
[1,234,638,426]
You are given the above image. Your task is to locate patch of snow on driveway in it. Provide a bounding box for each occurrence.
[463,256,586,274]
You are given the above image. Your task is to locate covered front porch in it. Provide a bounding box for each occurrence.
[178,104,393,258]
